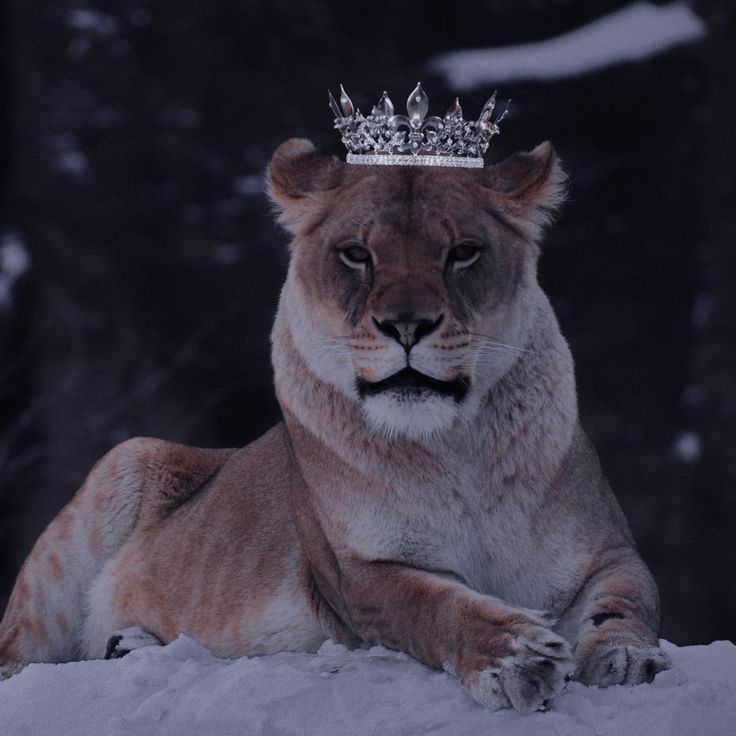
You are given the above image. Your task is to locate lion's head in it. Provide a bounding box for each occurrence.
[267,139,566,440]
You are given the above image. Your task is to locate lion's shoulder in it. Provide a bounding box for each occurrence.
[84,436,236,521]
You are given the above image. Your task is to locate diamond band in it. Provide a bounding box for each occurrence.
[346,153,483,169]
[331,83,507,169]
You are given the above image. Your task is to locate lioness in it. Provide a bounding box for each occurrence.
[0,137,669,712]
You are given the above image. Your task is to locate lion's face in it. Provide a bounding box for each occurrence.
[269,139,565,439]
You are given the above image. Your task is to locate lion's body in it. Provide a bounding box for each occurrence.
[0,139,669,711]
[0,430,327,673]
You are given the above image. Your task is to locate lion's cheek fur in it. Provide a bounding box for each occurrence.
[275,271,357,398]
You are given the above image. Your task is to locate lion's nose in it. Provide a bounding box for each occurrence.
[373,313,444,352]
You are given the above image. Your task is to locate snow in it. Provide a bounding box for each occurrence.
[430,2,707,90]
[0,232,30,311]
[691,293,714,329]
[54,149,91,177]
[48,133,91,178]
[67,9,119,36]
[1,638,734,735]
[233,173,265,196]
[672,431,702,463]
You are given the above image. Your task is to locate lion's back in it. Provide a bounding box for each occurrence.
[88,436,235,523]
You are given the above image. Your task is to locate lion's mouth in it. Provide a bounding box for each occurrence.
[356,367,469,402]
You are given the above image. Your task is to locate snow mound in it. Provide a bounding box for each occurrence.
[430,2,707,89]
[0,638,734,735]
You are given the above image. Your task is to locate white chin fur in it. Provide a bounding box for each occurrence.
[362,390,460,441]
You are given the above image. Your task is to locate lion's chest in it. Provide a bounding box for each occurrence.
[337,467,584,613]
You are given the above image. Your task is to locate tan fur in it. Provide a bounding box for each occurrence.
[0,138,669,711]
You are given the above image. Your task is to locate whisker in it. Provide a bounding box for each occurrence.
[467,333,534,355]
[474,354,521,360]
[470,346,527,358]
[312,342,353,359]
[470,340,530,354]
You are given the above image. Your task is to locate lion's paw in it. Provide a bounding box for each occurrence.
[104,626,162,660]
[0,661,22,680]
[465,627,573,713]
[574,643,671,687]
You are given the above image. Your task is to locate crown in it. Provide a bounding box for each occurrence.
[329,83,508,169]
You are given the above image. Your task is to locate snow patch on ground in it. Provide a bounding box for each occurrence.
[430,2,707,89]
[1,638,734,735]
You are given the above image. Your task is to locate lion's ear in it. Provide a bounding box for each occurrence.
[266,138,345,234]
[483,142,567,240]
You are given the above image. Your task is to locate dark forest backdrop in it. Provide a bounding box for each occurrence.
[0,0,734,646]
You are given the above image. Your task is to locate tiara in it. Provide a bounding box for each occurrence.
[329,83,508,169]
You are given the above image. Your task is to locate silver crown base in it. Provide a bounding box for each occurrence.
[346,153,483,169]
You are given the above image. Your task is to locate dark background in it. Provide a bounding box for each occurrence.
[0,0,733,646]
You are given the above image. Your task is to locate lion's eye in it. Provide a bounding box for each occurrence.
[448,242,481,269]
[339,244,371,269]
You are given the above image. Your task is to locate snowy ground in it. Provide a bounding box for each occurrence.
[0,638,734,735]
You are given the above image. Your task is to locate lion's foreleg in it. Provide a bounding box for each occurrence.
[565,548,671,686]
[339,561,572,713]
